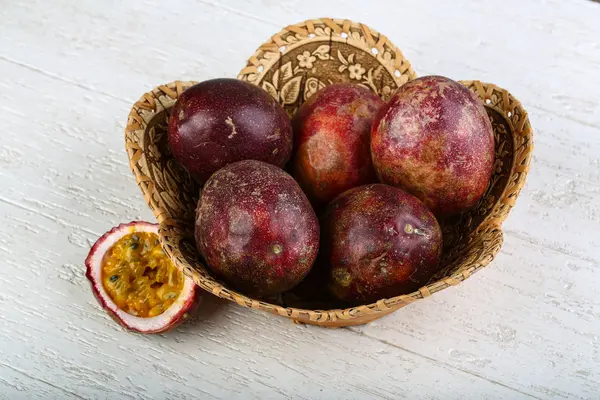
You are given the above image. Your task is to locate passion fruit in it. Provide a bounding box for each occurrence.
[168,78,293,184]
[85,222,199,333]
[292,83,382,205]
[322,184,443,304]
[195,160,319,297]
[371,75,495,216]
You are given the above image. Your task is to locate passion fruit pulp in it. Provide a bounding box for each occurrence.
[85,222,198,333]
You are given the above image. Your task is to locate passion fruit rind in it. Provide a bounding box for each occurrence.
[85,221,199,334]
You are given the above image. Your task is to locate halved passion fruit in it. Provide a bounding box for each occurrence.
[85,222,199,333]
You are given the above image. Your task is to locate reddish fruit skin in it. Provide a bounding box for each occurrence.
[371,75,494,217]
[168,78,293,184]
[292,83,382,205]
[323,184,442,304]
[195,160,319,297]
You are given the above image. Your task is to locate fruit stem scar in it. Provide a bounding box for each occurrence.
[272,244,283,254]
[225,116,237,139]
[178,109,185,121]
[333,269,352,287]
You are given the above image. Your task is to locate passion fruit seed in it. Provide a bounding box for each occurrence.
[85,222,199,334]
[101,231,184,318]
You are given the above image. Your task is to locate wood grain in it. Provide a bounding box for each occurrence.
[1,0,599,398]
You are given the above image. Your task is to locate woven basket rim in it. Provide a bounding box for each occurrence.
[237,17,417,88]
[125,78,532,322]
[124,18,533,325]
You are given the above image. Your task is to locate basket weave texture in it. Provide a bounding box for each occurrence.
[125,18,533,327]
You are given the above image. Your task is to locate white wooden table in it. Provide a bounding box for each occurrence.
[1,0,599,398]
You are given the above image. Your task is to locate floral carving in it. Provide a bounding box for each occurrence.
[336,50,392,98]
[297,51,316,69]
[241,25,408,113]
[311,45,331,61]
[348,63,366,80]
[262,81,278,100]
[280,76,303,105]
[304,77,326,100]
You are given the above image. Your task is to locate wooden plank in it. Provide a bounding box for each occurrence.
[1,0,599,398]
[1,0,598,125]
[351,233,600,399]
[0,362,82,400]
[0,59,523,399]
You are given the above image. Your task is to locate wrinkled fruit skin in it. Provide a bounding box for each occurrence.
[196,160,319,297]
[293,83,382,205]
[323,184,442,304]
[168,78,293,184]
[371,75,495,217]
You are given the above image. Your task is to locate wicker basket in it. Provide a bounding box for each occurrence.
[125,18,533,327]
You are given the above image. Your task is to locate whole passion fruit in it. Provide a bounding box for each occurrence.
[85,222,199,333]
[371,75,494,217]
[168,78,293,184]
[292,83,382,205]
[323,184,442,304]
[195,160,319,297]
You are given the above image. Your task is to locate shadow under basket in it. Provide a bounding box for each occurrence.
[125,18,533,328]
